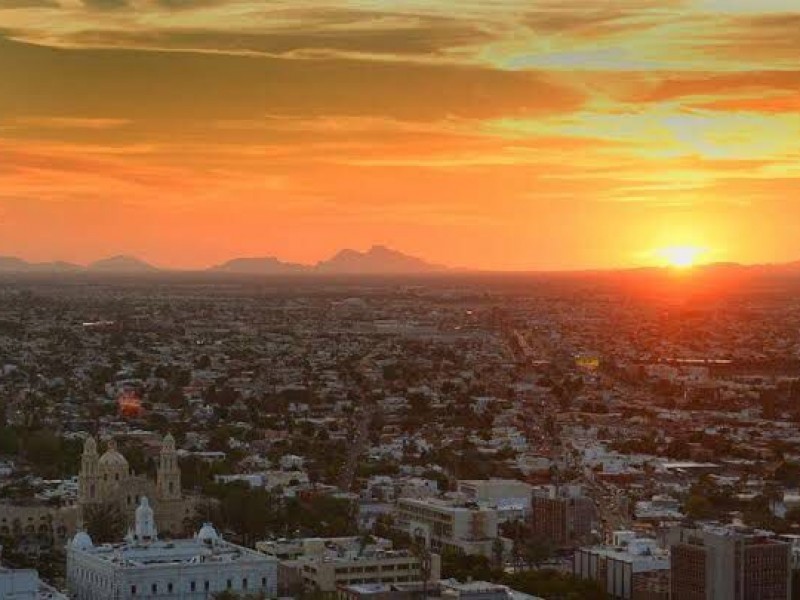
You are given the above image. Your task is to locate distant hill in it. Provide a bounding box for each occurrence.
[315,245,446,274]
[0,256,82,272]
[87,255,159,273]
[0,247,445,275]
[0,256,31,272]
[211,257,307,275]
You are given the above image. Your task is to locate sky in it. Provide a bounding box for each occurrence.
[1,0,800,270]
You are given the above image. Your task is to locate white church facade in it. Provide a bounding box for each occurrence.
[67,496,278,599]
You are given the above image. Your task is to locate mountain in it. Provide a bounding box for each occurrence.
[0,256,83,272]
[211,257,307,274]
[315,245,446,274]
[88,255,159,273]
[0,256,32,272]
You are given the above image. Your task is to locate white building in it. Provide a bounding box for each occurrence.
[66,497,277,599]
[574,532,670,600]
[257,536,440,594]
[0,566,67,600]
[393,498,505,557]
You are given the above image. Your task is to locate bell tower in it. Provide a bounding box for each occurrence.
[156,433,181,501]
[78,436,100,505]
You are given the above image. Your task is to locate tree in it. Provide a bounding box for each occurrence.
[492,537,505,568]
[522,535,555,569]
[684,494,714,520]
[84,502,126,544]
[503,570,607,600]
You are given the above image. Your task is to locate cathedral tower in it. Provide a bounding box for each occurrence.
[78,436,99,504]
[157,433,181,501]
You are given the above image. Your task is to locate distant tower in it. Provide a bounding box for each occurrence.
[134,497,157,542]
[78,436,100,505]
[157,433,181,501]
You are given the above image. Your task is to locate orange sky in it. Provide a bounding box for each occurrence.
[2,0,800,270]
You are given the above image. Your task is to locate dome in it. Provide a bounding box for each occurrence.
[71,530,94,551]
[99,440,129,470]
[197,523,219,544]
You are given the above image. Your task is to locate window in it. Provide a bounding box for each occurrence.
[227,579,232,589]
[151,583,157,594]
[191,582,196,592]
[131,585,137,595]
[204,581,210,592]
[262,577,267,588]
[243,578,248,590]
[168,583,173,593]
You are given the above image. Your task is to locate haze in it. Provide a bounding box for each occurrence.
[2,0,800,270]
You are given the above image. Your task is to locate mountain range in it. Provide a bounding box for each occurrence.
[4,249,800,276]
[0,246,447,275]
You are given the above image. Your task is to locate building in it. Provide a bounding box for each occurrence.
[393,498,504,557]
[457,480,533,504]
[78,434,194,535]
[440,580,543,600]
[531,486,595,547]
[457,479,533,523]
[574,531,669,600]
[670,525,791,600]
[337,580,545,600]
[257,536,440,594]
[0,502,78,550]
[66,497,278,600]
[0,566,68,600]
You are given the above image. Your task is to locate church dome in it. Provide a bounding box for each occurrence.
[71,530,94,551]
[197,523,220,544]
[99,440,129,470]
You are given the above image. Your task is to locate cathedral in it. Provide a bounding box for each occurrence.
[78,434,195,535]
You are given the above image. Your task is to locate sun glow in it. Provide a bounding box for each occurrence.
[656,245,706,269]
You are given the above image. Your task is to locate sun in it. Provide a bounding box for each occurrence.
[656,245,705,269]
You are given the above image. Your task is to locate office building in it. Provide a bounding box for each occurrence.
[670,525,790,600]
[531,485,595,547]
[574,531,669,600]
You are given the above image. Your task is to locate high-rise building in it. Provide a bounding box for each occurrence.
[531,485,596,547]
[670,525,791,600]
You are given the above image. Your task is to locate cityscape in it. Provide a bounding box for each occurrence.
[4,0,800,598]
[2,264,800,599]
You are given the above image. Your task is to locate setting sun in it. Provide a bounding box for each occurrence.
[657,246,706,269]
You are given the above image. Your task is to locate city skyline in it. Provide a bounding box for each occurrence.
[2,0,800,270]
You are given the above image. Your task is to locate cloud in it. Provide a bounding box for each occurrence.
[63,22,492,58]
[7,117,131,129]
[0,34,586,123]
[0,0,59,7]
[81,0,130,9]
